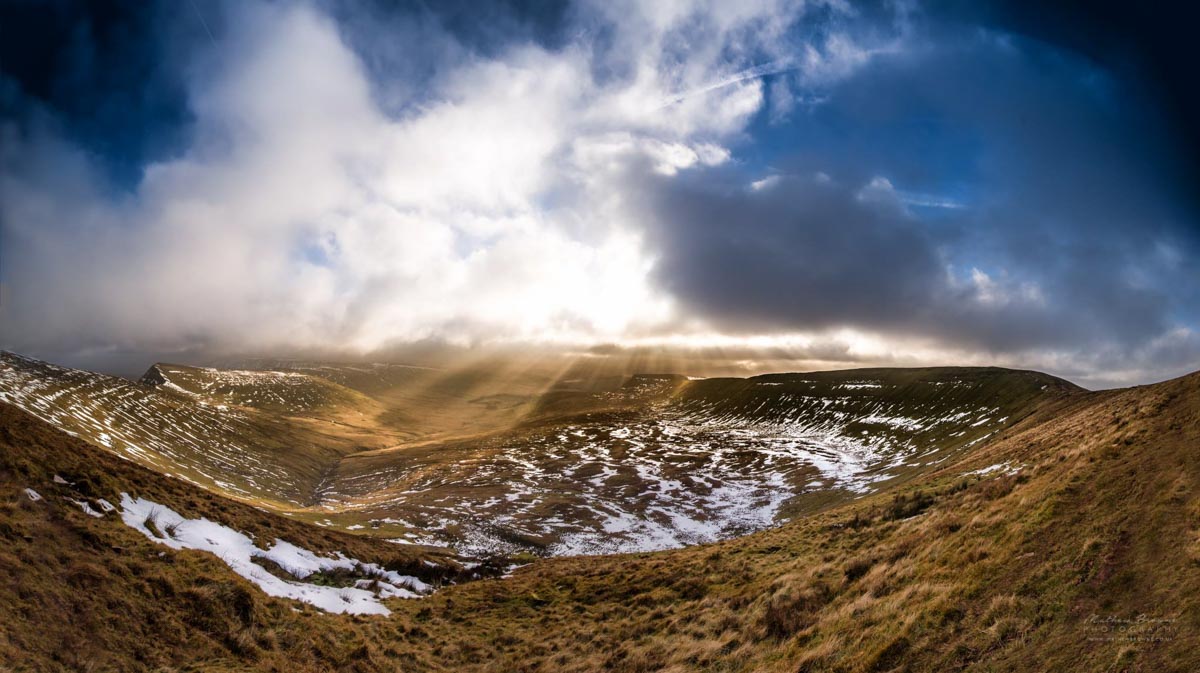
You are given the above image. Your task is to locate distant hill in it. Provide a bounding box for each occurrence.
[138,362,385,418]
[0,352,397,506]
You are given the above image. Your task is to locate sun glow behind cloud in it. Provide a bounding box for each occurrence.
[1,0,1198,388]
[3,0,874,354]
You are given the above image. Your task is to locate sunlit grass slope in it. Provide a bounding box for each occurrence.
[0,353,399,507]
[0,352,1085,556]
[2,367,1198,671]
[0,402,468,671]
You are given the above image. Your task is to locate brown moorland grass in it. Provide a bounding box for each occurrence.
[2,369,1199,671]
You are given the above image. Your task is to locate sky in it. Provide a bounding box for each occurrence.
[1,0,1198,389]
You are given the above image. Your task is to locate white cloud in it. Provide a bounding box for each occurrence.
[966,268,1045,308]
[0,0,889,356]
[749,174,782,191]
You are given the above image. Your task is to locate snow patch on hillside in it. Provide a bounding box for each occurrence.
[119,494,428,614]
[966,461,1020,477]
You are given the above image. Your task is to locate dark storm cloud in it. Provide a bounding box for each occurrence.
[0,1,214,186]
[633,31,1200,359]
[638,172,945,333]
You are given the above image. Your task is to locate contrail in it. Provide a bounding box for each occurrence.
[659,59,797,108]
[188,0,217,46]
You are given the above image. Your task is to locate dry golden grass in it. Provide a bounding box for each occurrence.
[2,368,1200,671]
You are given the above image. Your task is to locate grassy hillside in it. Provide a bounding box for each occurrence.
[0,354,1083,556]
[141,363,387,421]
[418,370,1193,673]
[304,367,1076,554]
[0,402,472,671]
[0,352,400,507]
[2,368,1198,671]
[678,367,1081,493]
[275,358,573,440]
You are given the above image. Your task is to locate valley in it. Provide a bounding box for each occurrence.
[0,352,1078,557]
[1,354,1197,672]
[3,2,1192,670]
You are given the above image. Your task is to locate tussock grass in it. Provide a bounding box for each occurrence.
[3,368,1200,671]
